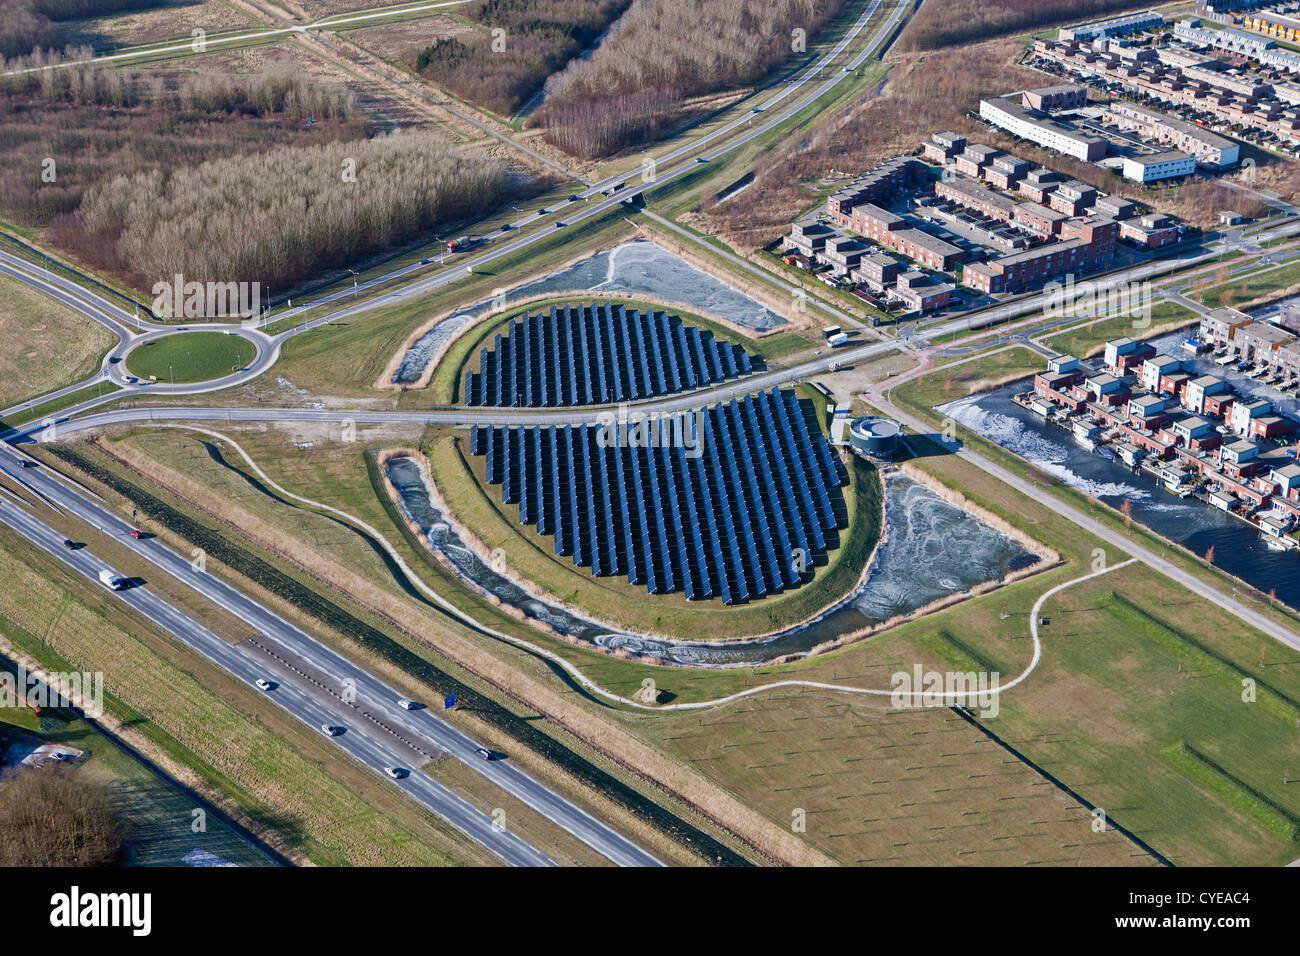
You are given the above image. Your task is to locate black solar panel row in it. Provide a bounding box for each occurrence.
[463,303,754,407]
[468,389,843,604]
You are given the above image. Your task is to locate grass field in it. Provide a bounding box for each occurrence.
[0,381,120,430]
[1036,301,1198,360]
[125,333,255,384]
[80,411,1300,865]
[0,702,273,867]
[39,428,754,864]
[1194,258,1300,311]
[0,274,115,409]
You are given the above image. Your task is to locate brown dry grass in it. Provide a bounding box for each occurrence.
[647,694,1155,866]
[54,0,255,48]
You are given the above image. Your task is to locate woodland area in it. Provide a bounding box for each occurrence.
[534,0,849,158]
[413,0,631,117]
[893,0,1163,52]
[67,134,512,290]
[0,0,166,58]
[0,764,126,866]
[701,36,1286,247]
[0,58,367,227]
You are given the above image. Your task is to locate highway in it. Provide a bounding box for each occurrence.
[0,0,920,867]
[0,442,662,867]
[0,0,912,421]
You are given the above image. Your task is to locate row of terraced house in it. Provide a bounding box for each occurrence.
[1031,345,1300,522]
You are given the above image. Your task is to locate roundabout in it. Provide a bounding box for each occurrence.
[123,330,258,385]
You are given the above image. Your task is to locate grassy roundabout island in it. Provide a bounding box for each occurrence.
[125,332,256,384]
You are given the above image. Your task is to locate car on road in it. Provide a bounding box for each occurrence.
[320,724,344,737]
[555,221,565,228]
[62,539,77,550]
[537,207,548,215]
[384,766,408,779]
[751,106,762,113]
[474,747,496,761]
[695,156,707,163]
[499,223,512,231]
[254,678,275,691]
[397,698,418,710]
[421,257,434,264]
[128,528,143,539]
[568,194,581,202]
[17,460,32,468]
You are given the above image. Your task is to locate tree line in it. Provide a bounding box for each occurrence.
[70,133,511,291]
[412,0,630,117]
[532,0,848,158]
[894,0,1162,52]
[0,53,369,230]
[0,0,167,59]
[1,53,357,120]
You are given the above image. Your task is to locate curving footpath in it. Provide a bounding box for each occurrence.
[170,424,1136,712]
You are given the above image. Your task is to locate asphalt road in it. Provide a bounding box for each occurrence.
[0,443,662,867]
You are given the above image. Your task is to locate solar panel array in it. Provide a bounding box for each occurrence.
[462,302,753,407]
[468,388,843,604]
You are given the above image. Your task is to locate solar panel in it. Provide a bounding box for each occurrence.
[468,388,843,603]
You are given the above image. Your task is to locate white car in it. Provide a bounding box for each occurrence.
[384,766,408,779]
[397,698,417,710]
[254,678,274,691]
[320,724,343,737]
[475,748,495,761]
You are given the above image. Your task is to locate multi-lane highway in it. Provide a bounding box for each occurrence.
[0,442,661,867]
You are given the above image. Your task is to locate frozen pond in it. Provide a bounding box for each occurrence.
[940,384,1300,611]
[393,240,787,384]
[387,457,1033,666]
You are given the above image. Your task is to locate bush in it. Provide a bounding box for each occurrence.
[0,764,127,866]
[69,133,510,290]
[534,0,848,157]
[412,0,631,116]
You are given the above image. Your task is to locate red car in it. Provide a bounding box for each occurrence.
[128,529,143,539]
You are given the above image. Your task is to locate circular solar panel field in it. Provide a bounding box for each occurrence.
[462,301,755,408]
[469,387,845,604]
